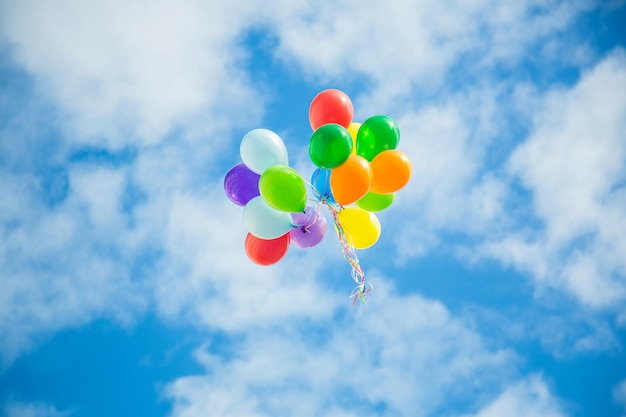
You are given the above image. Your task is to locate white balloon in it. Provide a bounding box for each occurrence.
[240,128,289,174]
[243,196,293,239]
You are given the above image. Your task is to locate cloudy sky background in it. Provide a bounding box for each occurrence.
[1,1,626,416]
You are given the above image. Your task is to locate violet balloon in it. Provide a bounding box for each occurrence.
[224,164,260,206]
[290,207,328,248]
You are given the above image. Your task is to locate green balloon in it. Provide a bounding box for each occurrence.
[356,115,400,161]
[308,124,353,169]
[356,191,395,212]
[259,165,306,213]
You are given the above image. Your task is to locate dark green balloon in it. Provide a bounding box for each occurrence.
[356,192,395,212]
[356,115,400,161]
[308,124,353,169]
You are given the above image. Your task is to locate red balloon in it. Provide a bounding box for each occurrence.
[309,89,354,130]
[244,233,290,266]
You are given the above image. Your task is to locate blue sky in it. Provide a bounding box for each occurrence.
[1,1,626,416]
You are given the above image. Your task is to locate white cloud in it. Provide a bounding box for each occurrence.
[151,185,342,330]
[0,2,619,416]
[0,164,147,364]
[351,84,511,262]
[509,50,626,246]
[462,302,621,359]
[0,128,351,364]
[0,0,264,146]
[263,0,593,108]
[614,378,626,417]
[482,49,626,309]
[3,401,71,417]
[0,0,270,364]
[68,165,128,235]
[164,279,518,417]
[463,375,567,417]
[0,0,620,379]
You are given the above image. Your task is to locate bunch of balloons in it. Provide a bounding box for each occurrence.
[224,89,412,304]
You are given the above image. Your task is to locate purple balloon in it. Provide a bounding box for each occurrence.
[290,207,327,248]
[224,164,260,206]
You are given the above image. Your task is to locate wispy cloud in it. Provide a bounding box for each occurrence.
[3,401,71,417]
[614,378,626,417]
[461,375,568,417]
[0,0,623,416]
[165,279,521,417]
[262,0,594,107]
[484,49,626,309]
[0,0,264,146]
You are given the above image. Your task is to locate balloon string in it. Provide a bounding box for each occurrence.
[307,169,372,305]
[326,203,371,306]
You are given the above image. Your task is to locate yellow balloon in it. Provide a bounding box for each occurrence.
[337,206,381,249]
[347,122,361,155]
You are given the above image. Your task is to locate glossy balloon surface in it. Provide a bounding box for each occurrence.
[370,150,412,194]
[224,164,260,206]
[330,155,372,206]
[240,128,289,174]
[310,168,335,203]
[347,122,361,155]
[259,165,306,212]
[356,115,400,161]
[309,124,353,169]
[245,233,290,265]
[309,89,354,130]
[337,206,381,249]
[243,196,293,239]
[290,207,328,248]
[356,191,395,212]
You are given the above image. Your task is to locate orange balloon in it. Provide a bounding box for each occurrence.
[330,155,372,206]
[370,150,412,193]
